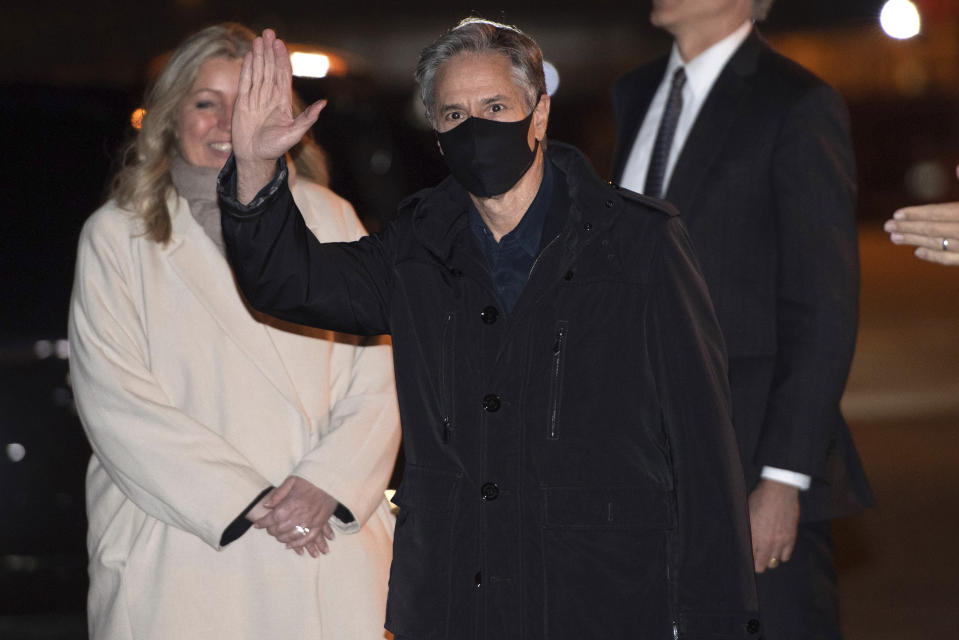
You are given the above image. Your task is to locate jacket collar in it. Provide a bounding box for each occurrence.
[163,196,308,419]
[407,141,624,265]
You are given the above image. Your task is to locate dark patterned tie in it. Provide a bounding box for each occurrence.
[644,67,686,199]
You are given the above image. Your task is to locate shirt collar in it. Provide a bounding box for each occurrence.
[469,155,554,258]
[666,20,753,102]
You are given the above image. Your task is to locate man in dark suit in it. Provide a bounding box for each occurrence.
[612,1,873,638]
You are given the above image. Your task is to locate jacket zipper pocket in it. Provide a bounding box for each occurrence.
[547,320,569,440]
[440,311,456,443]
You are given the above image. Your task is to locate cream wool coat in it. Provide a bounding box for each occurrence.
[69,179,400,640]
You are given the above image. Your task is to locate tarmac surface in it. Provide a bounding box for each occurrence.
[836,227,959,639]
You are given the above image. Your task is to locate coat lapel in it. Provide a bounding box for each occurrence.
[164,196,308,418]
[665,30,762,217]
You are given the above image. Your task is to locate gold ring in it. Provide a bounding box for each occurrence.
[769,557,779,566]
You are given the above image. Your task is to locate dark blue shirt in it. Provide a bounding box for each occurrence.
[469,159,555,313]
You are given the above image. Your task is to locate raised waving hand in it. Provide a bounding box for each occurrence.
[233,29,326,202]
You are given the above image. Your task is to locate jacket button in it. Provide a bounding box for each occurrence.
[746,619,761,634]
[481,482,499,501]
[583,222,592,231]
[563,270,574,281]
[480,305,498,324]
[482,394,501,412]
[605,199,614,207]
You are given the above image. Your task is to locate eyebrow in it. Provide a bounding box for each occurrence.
[439,94,512,114]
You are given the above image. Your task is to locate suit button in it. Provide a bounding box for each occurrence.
[480,305,498,324]
[481,482,499,501]
[746,619,761,634]
[482,394,501,412]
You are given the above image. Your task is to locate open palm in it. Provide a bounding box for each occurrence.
[233,29,325,165]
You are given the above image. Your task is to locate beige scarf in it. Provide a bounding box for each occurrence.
[170,155,226,254]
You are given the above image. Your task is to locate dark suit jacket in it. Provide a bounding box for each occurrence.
[612,30,873,521]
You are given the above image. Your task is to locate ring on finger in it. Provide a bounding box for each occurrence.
[943,238,951,251]
[295,524,310,536]
[769,556,779,567]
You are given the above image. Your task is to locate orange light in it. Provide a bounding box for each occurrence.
[131,108,146,130]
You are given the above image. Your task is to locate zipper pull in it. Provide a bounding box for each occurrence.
[672,621,680,640]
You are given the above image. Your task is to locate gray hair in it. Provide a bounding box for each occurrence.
[753,0,775,21]
[414,17,547,125]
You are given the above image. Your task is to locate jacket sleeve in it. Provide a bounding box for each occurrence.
[288,195,401,532]
[218,155,394,336]
[649,215,760,638]
[759,85,859,477]
[68,215,273,550]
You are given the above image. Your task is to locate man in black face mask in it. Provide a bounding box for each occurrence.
[218,19,760,640]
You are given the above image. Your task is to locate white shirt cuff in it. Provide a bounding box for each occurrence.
[760,466,811,490]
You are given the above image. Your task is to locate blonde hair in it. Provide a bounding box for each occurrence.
[111,23,328,243]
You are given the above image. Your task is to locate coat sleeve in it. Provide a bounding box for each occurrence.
[288,194,401,532]
[69,213,274,550]
[759,85,859,477]
[218,156,394,336]
[648,215,760,637]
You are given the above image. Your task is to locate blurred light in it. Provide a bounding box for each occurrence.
[543,61,560,97]
[56,339,70,360]
[370,149,392,175]
[6,443,26,463]
[880,0,921,40]
[33,340,52,359]
[131,108,146,130]
[905,161,949,201]
[290,52,330,78]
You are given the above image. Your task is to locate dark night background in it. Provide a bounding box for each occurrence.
[2,1,958,638]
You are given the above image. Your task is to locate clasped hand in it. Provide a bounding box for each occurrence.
[247,476,338,558]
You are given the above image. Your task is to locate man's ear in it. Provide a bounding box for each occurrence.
[533,93,550,141]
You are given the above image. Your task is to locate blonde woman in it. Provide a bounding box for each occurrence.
[69,23,399,639]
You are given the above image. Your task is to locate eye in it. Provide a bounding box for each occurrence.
[490,103,504,113]
[195,100,214,109]
[445,111,462,121]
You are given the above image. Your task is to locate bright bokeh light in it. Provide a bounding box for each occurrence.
[131,107,146,130]
[6,443,26,463]
[880,0,921,40]
[290,52,331,78]
[544,60,560,97]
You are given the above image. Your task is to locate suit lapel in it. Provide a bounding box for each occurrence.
[164,196,308,418]
[665,30,763,217]
[611,58,668,183]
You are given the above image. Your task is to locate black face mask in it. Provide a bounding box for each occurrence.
[436,108,539,198]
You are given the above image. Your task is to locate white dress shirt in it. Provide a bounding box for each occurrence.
[620,20,810,491]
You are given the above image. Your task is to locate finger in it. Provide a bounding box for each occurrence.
[322,522,335,541]
[884,219,959,237]
[253,510,277,530]
[894,202,959,222]
[252,35,267,106]
[265,477,296,508]
[275,37,293,91]
[262,30,276,103]
[286,524,320,549]
[237,51,253,103]
[889,232,949,250]
[289,100,326,138]
[780,542,795,564]
[305,543,320,558]
[915,246,959,265]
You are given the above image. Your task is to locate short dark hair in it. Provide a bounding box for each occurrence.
[415,17,547,125]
